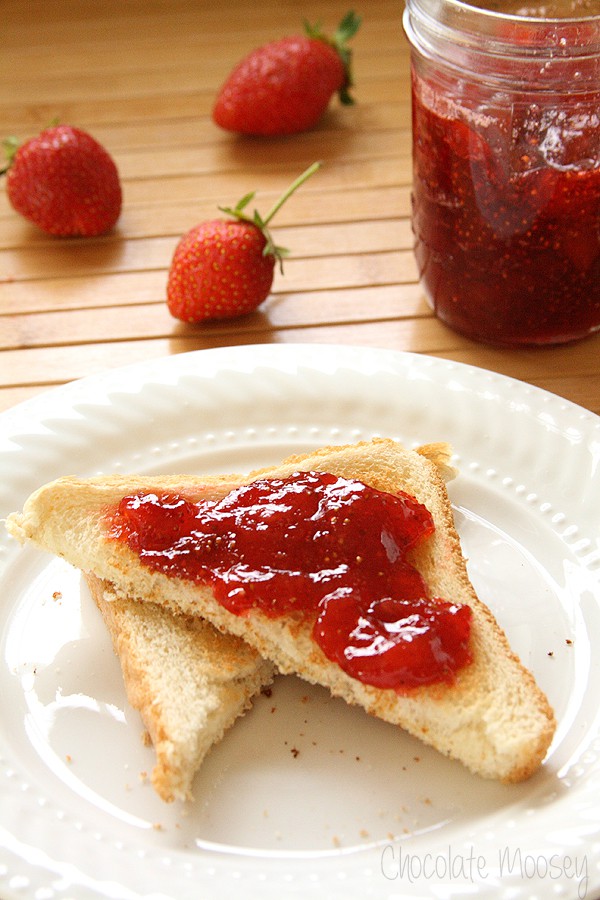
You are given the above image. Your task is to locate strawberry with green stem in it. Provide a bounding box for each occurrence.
[167,161,321,323]
[2,124,121,237]
[213,12,361,136]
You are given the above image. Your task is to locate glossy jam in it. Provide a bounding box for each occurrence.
[412,75,600,345]
[108,471,472,690]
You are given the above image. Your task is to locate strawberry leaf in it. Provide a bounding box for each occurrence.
[0,136,19,175]
[304,10,361,106]
[335,10,362,45]
[218,161,321,271]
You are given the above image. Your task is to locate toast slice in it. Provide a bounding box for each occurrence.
[6,438,555,782]
[85,573,274,802]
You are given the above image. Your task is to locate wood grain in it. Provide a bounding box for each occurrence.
[1,0,598,417]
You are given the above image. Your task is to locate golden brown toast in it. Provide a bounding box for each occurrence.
[85,573,274,801]
[6,438,555,782]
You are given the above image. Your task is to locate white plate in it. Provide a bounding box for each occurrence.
[1,344,599,900]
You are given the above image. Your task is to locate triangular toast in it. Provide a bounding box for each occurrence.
[6,438,555,782]
[85,573,274,802]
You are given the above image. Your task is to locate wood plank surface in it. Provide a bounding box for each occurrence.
[1,0,599,418]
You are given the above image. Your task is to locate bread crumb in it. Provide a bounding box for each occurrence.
[65,754,72,764]
[332,836,341,847]
[359,829,369,838]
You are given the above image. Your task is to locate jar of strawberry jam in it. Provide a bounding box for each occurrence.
[403,0,600,346]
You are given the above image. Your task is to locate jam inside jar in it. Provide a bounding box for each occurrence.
[403,0,600,346]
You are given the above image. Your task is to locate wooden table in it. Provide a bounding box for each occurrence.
[2,0,599,417]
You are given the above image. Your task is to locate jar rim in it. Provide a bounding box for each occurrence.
[403,0,600,83]
[404,0,600,45]
[435,0,599,25]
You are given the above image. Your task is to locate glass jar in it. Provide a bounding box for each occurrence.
[403,0,600,346]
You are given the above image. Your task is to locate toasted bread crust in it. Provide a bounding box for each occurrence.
[86,573,274,802]
[6,438,556,782]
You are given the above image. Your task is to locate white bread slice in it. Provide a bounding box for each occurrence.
[6,438,555,783]
[84,574,274,802]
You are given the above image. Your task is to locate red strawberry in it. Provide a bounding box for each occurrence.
[168,220,276,322]
[2,124,122,236]
[167,162,321,323]
[212,11,361,136]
